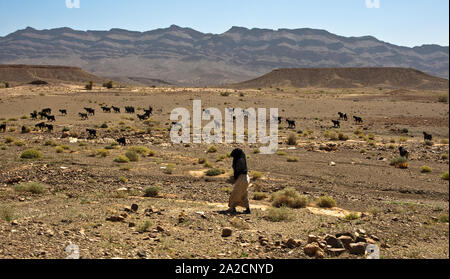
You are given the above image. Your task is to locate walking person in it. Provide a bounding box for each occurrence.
[227,148,251,214]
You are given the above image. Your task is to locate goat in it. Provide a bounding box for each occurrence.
[59,109,67,116]
[116,137,127,146]
[0,123,6,132]
[125,106,135,114]
[30,111,38,120]
[46,124,54,132]
[353,116,363,124]
[38,112,48,119]
[112,106,121,113]
[423,132,433,141]
[84,108,95,116]
[137,113,149,121]
[79,113,88,120]
[286,119,296,129]
[42,108,52,115]
[35,122,47,130]
[101,106,111,113]
[46,115,56,122]
[86,129,97,138]
[332,120,341,128]
[399,147,409,159]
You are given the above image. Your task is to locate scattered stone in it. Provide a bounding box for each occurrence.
[315,249,325,259]
[308,234,319,243]
[137,251,146,258]
[106,216,125,222]
[131,204,139,212]
[349,242,367,255]
[325,235,344,249]
[128,222,136,228]
[304,243,321,257]
[156,226,165,232]
[330,162,336,166]
[327,248,346,257]
[222,228,233,238]
[338,235,353,249]
[283,238,301,249]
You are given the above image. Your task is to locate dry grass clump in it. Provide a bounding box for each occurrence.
[271,187,309,209]
[114,155,130,163]
[287,133,297,145]
[20,149,43,160]
[316,196,337,208]
[144,186,160,197]
[421,166,432,173]
[13,182,46,195]
[265,207,295,222]
[253,192,268,200]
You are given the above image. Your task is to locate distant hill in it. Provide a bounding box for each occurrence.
[0,64,106,85]
[231,68,449,90]
[0,26,448,86]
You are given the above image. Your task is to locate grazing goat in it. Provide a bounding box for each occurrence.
[423,132,433,141]
[21,126,28,134]
[46,115,56,122]
[59,109,67,116]
[79,113,88,120]
[38,112,48,119]
[112,106,121,113]
[0,124,6,132]
[353,116,363,124]
[30,111,38,120]
[35,122,47,130]
[286,119,296,129]
[46,124,54,132]
[42,108,52,115]
[137,113,149,121]
[144,106,153,115]
[125,106,135,114]
[84,108,95,116]
[86,129,97,138]
[339,113,348,121]
[116,137,127,146]
[399,147,409,159]
[332,120,341,128]
[101,106,112,113]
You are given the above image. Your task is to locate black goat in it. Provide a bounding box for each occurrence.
[79,113,88,120]
[286,119,296,129]
[0,123,6,132]
[332,120,341,128]
[46,124,54,132]
[30,111,38,120]
[101,106,112,113]
[35,122,47,130]
[116,137,127,146]
[46,115,56,122]
[42,108,52,115]
[423,132,433,141]
[112,106,121,113]
[353,116,363,124]
[84,108,95,116]
[399,147,409,159]
[86,129,97,138]
[59,109,67,116]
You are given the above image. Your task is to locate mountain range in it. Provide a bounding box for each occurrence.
[0,25,448,86]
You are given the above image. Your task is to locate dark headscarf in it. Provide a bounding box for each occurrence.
[231,148,248,180]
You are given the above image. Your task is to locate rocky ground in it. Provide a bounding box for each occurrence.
[0,85,448,259]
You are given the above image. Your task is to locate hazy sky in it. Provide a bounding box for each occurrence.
[0,0,448,47]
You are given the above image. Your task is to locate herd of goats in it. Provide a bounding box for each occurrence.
[0,106,435,160]
[0,105,154,146]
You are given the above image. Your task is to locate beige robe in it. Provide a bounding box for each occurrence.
[228,174,250,209]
